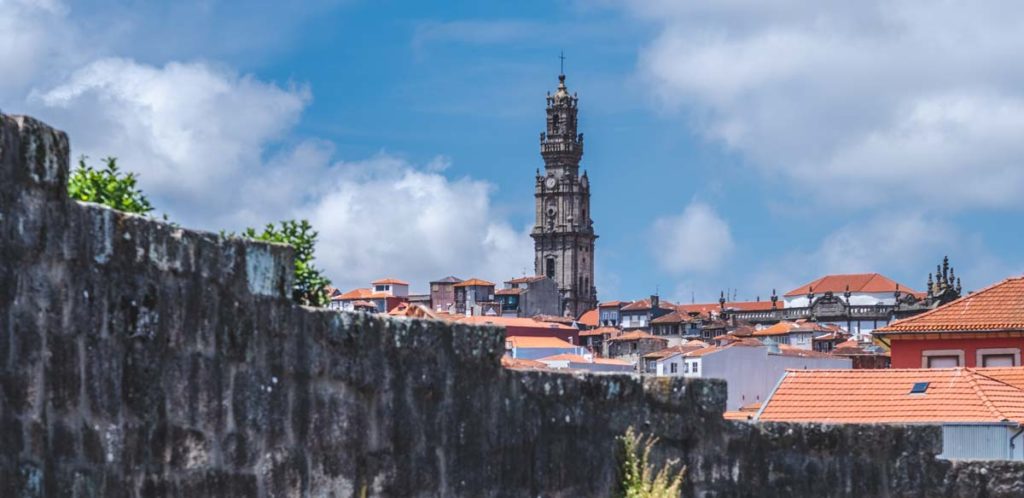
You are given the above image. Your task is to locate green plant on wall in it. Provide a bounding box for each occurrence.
[68,156,154,215]
[243,220,332,307]
[617,426,686,498]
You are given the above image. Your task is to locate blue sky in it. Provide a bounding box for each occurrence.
[4,0,1023,303]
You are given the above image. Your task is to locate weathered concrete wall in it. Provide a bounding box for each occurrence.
[1,113,1022,497]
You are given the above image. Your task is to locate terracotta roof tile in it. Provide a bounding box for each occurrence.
[371,278,409,285]
[458,316,574,330]
[495,288,523,295]
[334,287,373,300]
[757,368,1024,424]
[454,278,496,288]
[650,310,691,325]
[642,342,709,359]
[579,326,620,337]
[785,273,923,298]
[877,276,1024,334]
[501,356,552,371]
[577,309,599,327]
[599,301,628,308]
[505,336,576,349]
[621,298,675,312]
[607,330,664,342]
[506,275,546,284]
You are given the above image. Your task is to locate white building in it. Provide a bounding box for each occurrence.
[782,273,924,337]
[371,278,409,297]
[655,341,852,411]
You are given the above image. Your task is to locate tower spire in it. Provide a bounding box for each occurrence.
[559,50,566,76]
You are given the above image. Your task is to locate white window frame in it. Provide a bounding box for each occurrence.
[921,349,965,368]
[976,348,1021,367]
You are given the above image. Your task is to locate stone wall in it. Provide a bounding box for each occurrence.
[1,113,1022,497]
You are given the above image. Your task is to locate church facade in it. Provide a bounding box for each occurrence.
[531,73,598,317]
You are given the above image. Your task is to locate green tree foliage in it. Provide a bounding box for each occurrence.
[244,220,332,307]
[618,426,686,498]
[68,156,154,215]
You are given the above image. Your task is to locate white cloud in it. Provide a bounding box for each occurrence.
[621,0,1024,210]
[814,214,956,275]
[306,155,533,290]
[24,56,532,292]
[32,58,310,225]
[0,0,77,96]
[650,201,734,274]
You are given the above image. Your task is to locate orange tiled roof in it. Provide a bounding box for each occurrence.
[579,326,620,337]
[674,301,782,316]
[980,367,1024,390]
[599,301,628,308]
[371,278,409,285]
[785,273,923,298]
[532,314,575,325]
[537,353,589,362]
[454,278,495,288]
[650,310,691,325]
[757,368,1024,424]
[877,276,1024,334]
[621,298,675,312]
[387,303,439,320]
[577,309,599,327]
[458,316,574,330]
[642,342,709,359]
[501,356,552,371]
[505,336,576,349]
[351,300,377,308]
[335,288,373,300]
[723,410,752,421]
[752,321,799,337]
[607,330,663,342]
[506,275,546,284]
[685,339,763,358]
[495,288,523,295]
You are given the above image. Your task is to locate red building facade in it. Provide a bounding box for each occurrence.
[876,276,1024,368]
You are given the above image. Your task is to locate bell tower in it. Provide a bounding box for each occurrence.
[531,70,598,317]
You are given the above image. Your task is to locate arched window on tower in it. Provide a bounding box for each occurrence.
[551,114,560,132]
[545,257,556,279]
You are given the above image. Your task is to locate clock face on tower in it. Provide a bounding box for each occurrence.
[544,176,557,189]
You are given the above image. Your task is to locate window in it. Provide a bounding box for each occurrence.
[631,343,637,351]
[977,348,1020,367]
[545,258,556,279]
[982,354,1016,367]
[692,362,699,373]
[670,363,677,374]
[927,356,960,368]
[375,285,387,292]
[684,362,690,373]
[922,349,965,368]
[552,114,560,130]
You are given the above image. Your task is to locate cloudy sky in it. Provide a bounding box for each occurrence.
[4,0,1023,302]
